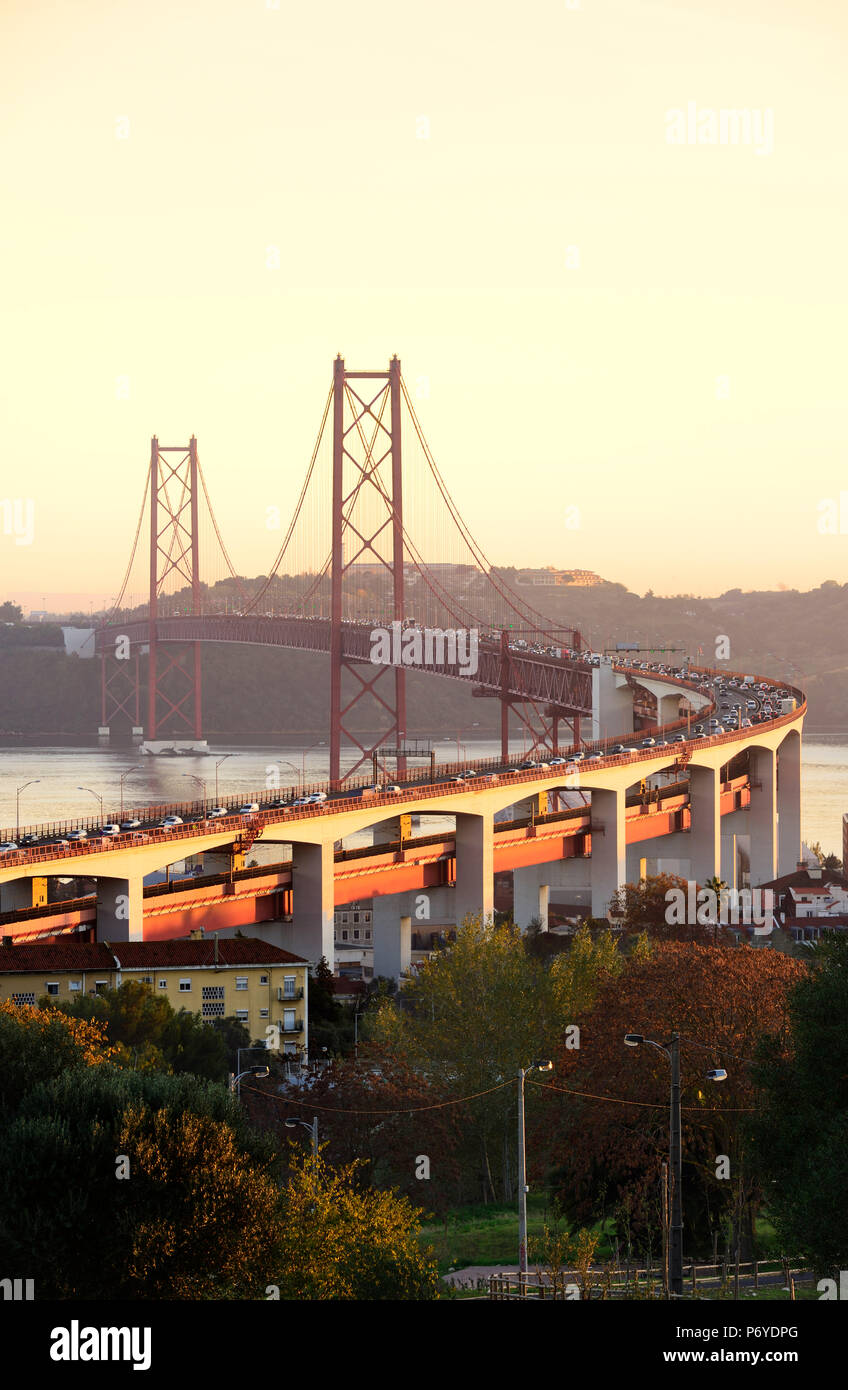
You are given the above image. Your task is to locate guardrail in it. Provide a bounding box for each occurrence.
[487,1258,814,1300]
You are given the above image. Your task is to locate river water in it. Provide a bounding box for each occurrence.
[0,736,845,859]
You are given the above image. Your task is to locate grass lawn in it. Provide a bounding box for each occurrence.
[421,1199,787,1279]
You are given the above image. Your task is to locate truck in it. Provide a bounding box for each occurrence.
[779,697,797,715]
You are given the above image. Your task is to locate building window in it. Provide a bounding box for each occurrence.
[11,992,36,1007]
[69,981,81,991]
[235,976,248,991]
[202,986,225,1001]
[284,1042,298,1056]
[94,981,108,995]
[236,1009,249,1023]
[46,983,59,996]
[365,930,371,941]
[353,913,359,923]
[283,1008,296,1031]
[202,1001,225,1018]
[158,979,167,989]
[259,974,268,985]
[353,930,360,941]
[283,976,296,998]
[179,979,192,992]
[259,1007,269,1019]
[342,930,348,941]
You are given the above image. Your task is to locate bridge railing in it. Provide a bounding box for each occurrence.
[0,674,805,864]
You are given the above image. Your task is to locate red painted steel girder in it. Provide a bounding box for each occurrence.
[94,616,593,714]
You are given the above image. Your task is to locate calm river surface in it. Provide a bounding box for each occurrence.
[0,737,845,859]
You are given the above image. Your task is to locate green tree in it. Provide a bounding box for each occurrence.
[272,1149,440,1300]
[366,915,624,1203]
[0,601,22,622]
[748,933,848,1271]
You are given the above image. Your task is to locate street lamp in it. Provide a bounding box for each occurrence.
[624,1032,727,1295]
[230,1062,270,1098]
[78,785,104,823]
[278,760,303,793]
[300,741,326,789]
[285,1115,319,1160]
[214,754,237,806]
[119,765,142,821]
[517,1059,553,1276]
[16,779,40,841]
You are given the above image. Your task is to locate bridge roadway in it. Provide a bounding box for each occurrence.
[94,615,594,713]
[1,772,754,945]
[0,665,805,975]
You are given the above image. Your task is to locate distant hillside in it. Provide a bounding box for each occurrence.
[1,581,846,735]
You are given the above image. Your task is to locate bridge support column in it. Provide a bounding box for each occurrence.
[688,765,721,885]
[290,842,335,966]
[657,692,681,727]
[721,834,738,891]
[454,812,494,924]
[0,878,48,912]
[777,735,802,876]
[590,787,626,918]
[372,898,413,981]
[96,876,144,942]
[749,747,777,887]
[592,661,634,741]
[513,871,549,930]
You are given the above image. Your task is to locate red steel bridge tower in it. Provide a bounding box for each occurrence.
[100,436,203,742]
[330,355,406,785]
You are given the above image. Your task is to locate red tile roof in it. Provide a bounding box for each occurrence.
[0,936,309,973]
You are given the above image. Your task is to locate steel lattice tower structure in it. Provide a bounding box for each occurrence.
[146,435,202,739]
[329,355,406,785]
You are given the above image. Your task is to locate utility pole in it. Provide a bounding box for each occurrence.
[669,1031,683,1296]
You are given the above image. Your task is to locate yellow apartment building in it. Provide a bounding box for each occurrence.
[0,934,309,1057]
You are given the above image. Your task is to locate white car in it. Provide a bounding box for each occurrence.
[101,824,121,837]
[0,841,18,854]
[160,815,184,827]
[208,807,229,818]
[121,818,142,830]
[237,803,260,815]
[67,829,88,841]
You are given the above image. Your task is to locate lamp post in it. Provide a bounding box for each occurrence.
[285,1115,319,1160]
[624,1032,726,1295]
[517,1059,553,1276]
[16,779,40,841]
[214,754,237,806]
[78,785,104,824]
[278,760,303,793]
[119,765,142,821]
[230,1059,270,1098]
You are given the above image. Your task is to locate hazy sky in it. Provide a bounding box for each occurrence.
[2,0,846,609]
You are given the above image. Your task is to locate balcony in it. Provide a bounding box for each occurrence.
[281,1018,304,1033]
[277,986,304,1001]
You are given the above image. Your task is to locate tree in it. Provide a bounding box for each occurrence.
[366,915,625,1203]
[0,1063,282,1299]
[42,982,237,1082]
[271,1150,441,1300]
[747,934,848,1271]
[537,943,806,1261]
[0,601,22,623]
[610,874,729,944]
[0,998,115,1119]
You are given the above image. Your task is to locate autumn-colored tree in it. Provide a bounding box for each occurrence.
[0,1064,281,1299]
[271,1150,441,1300]
[610,873,733,944]
[535,943,806,1261]
[0,997,115,1118]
